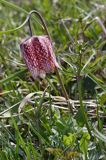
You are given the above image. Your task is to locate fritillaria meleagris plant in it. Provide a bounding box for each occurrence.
[20,10,73,114]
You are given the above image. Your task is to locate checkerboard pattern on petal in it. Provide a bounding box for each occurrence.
[20,36,59,79]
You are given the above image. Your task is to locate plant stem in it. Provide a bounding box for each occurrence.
[55,67,74,114]
[77,76,92,137]
[76,35,92,138]
[27,10,51,40]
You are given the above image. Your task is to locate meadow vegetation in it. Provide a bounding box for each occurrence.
[0,0,106,159]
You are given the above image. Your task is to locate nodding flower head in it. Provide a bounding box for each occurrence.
[20,35,59,79]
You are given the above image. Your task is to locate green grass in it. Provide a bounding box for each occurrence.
[0,0,106,159]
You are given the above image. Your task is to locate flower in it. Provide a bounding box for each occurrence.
[20,35,59,79]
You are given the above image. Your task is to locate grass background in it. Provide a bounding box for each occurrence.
[0,0,106,159]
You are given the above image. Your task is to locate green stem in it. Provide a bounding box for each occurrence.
[77,77,92,137]
[77,43,92,138]
[27,10,51,40]
[55,68,74,114]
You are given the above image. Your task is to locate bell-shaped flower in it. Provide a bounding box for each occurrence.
[20,35,59,79]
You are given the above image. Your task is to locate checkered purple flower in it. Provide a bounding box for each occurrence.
[20,35,59,79]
